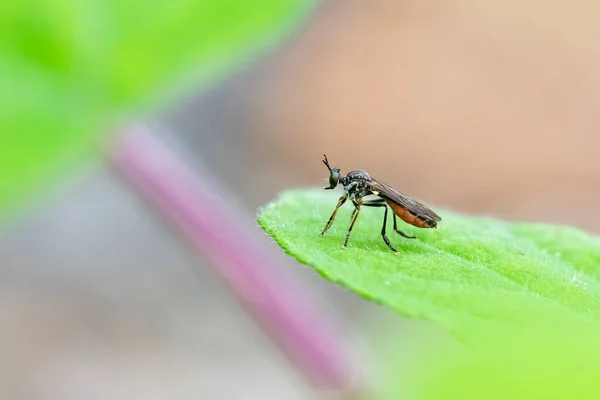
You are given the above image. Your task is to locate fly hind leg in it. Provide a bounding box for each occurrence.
[362,199,398,253]
[393,214,417,239]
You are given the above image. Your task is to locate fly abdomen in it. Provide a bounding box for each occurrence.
[384,199,436,228]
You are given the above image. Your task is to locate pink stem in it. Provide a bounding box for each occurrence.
[108,124,360,395]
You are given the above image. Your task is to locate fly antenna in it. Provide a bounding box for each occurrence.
[322,154,332,173]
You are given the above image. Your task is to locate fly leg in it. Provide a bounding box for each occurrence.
[321,196,347,236]
[393,214,417,239]
[363,199,397,252]
[343,200,361,247]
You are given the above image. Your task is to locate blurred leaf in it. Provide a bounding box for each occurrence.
[395,322,600,400]
[0,0,315,224]
[258,189,600,338]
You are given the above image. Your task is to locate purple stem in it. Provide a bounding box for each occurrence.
[109,124,361,396]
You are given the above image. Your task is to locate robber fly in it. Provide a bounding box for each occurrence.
[320,154,441,253]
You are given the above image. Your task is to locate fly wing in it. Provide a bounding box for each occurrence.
[367,180,442,222]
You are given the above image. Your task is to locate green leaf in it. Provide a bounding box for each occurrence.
[0,0,315,225]
[258,188,600,338]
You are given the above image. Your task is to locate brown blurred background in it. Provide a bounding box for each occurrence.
[3,0,600,398]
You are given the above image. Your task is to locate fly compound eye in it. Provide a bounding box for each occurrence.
[326,168,340,189]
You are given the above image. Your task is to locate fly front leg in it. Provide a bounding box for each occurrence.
[362,199,398,253]
[321,196,347,236]
[343,200,361,247]
[393,214,417,239]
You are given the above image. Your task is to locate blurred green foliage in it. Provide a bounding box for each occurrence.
[380,322,600,400]
[0,0,315,225]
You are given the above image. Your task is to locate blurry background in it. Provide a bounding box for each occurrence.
[3,0,600,398]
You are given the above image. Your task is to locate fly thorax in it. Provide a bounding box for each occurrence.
[345,180,368,200]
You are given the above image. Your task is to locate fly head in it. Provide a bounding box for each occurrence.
[322,154,341,190]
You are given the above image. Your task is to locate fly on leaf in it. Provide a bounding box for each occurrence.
[320,154,441,252]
